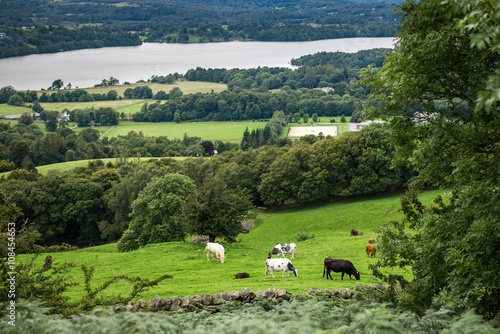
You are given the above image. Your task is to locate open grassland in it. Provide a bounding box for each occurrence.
[0,104,32,117]
[18,190,442,304]
[0,81,227,115]
[39,99,159,114]
[39,157,185,175]
[79,81,227,97]
[0,157,185,177]
[105,120,267,141]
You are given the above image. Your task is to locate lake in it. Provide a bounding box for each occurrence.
[0,38,394,91]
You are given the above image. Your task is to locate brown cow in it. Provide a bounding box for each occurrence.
[368,238,377,244]
[365,244,377,257]
[350,229,363,236]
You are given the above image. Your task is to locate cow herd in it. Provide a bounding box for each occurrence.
[203,239,376,281]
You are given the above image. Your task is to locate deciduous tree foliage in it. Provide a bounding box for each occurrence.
[182,177,252,242]
[117,173,196,252]
[364,0,500,318]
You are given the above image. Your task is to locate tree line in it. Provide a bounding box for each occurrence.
[0,121,242,171]
[0,24,141,59]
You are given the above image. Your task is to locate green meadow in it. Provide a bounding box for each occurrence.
[47,81,228,99]
[39,99,159,114]
[34,157,186,175]
[0,104,32,117]
[19,190,441,305]
[0,81,227,116]
[105,120,268,141]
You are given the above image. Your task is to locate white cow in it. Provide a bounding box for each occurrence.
[204,242,226,263]
[265,258,298,278]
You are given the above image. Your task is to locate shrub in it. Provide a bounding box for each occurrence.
[296,233,315,242]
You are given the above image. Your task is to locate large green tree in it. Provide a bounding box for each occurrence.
[364,0,500,318]
[117,173,196,252]
[182,177,252,242]
[103,164,173,241]
[45,110,59,132]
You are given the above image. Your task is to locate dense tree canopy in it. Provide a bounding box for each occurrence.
[182,177,252,242]
[117,173,196,252]
[364,0,500,318]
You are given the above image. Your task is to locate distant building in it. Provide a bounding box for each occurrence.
[313,87,335,93]
[58,111,69,122]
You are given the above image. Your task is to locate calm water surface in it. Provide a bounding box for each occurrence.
[0,38,394,91]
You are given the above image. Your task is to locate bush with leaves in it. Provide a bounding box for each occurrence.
[1,294,498,333]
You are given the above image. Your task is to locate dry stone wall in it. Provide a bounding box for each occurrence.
[114,285,389,313]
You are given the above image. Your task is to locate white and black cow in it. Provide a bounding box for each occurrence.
[267,243,297,259]
[265,258,298,278]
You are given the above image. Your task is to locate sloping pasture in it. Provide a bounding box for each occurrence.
[18,190,442,304]
[103,120,267,141]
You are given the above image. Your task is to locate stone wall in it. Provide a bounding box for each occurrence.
[113,284,389,313]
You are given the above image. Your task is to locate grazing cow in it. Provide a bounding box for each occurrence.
[323,258,360,280]
[350,229,364,236]
[234,272,250,279]
[265,258,298,278]
[368,238,377,244]
[267,243,297,259]
[366,244,377,257]
[204,242,226,263]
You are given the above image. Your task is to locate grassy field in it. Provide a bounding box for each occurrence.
[39,99,160,114]
[38,157,186,175]
[0,157,187,178]
[105,120,267,141]
[18,190,442,304]
[0,81,227,116]
[70,81,227,98]
[0,104,32,117]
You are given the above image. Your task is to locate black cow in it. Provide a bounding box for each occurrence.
[234,272,250,279]
[323,258,360,280]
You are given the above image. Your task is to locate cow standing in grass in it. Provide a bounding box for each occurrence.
[204,242,226,263]
[323,258,360,280]
[268,243,297,259]
[366,244,377,257]
[265,258,298,278]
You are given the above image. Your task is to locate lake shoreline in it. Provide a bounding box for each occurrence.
[0,37,395,91]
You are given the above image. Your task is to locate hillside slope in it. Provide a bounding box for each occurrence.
[20,190,441,302]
